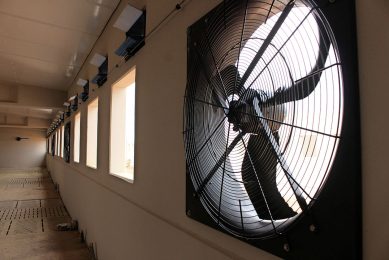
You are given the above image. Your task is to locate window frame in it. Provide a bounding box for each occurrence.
[60,125,65,158]
[109,67,136,183]
[86,97,99,169]
[73,112,81,163]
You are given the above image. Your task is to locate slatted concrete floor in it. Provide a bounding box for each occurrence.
[0,169,91,259]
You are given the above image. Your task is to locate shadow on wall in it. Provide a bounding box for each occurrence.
[0,128,46,169]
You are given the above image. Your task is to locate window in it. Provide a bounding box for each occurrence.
[56,131,59,156]
[58,130,60,156]
[51,134,55,156]
[50,135,53,155]
[48,137,51,154]
[54,134,56,156]
[74,112,81,163]
[60,125,64,158]
[110,68,136,182]
[86,98,98,169]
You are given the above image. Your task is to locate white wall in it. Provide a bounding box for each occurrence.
[356,0,389,258]
[46,0,389,259]
[0,128,46,169]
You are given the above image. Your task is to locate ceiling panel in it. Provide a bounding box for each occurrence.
[0,53,78,90]
[0,14,98,52]
[0,0,121,91]
[0,36,88,68]
[0,105,56,119]
[0,0,120,35]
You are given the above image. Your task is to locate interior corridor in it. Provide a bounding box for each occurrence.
[0,168,91,259]
[0,0,387,259]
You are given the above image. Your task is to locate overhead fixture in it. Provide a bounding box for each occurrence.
[114,4,146,59]
[77,78,88,86]
[71,95,79,111]
[77,78,90,102]
[90,54,108,87]
[64,102,72,117]
[113,4,143,32]
[66,65,74,77]
[90,53,106,67]
[60,112,65,121]
[68,95,77,102]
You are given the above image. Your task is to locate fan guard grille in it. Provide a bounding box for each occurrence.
[64,122,71,163]
[184,0,343,239]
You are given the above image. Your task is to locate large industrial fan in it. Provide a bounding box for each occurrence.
[183,0,360,258]
[51,133,56,157]
[64,122,71,163]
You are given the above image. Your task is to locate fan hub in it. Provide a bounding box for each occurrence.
[227,100,257,133]
[227,98,286,133]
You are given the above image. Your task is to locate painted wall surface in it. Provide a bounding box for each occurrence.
[46,0,389,259]
[356,0,389,258]
[0,128,46,169]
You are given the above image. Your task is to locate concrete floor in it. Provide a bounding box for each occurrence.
[0,169,91,260]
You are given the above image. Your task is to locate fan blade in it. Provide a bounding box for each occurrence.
[253,97,309,212]
[265,13,332,105]
[196,132,245,196]
[210,64,243,107]
[242,133,296,220]
[240,0,295,89]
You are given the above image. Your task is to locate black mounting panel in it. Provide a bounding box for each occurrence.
[71,96,78,111]
[51,133,56,157]
[92,58,108,87]
[184,0,361,259]
[81,81,89,102]
[115,11,146,61]
[64,122,71,163]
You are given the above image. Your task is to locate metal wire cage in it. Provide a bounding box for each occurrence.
[184,0,360,258]
[64,122,71,163]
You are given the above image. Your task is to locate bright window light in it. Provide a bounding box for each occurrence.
[87,98,99,169]
[48,136,51,154]
[58,130,61,156]
[56,130,59,156]
[110,68,136,182]
[56,131,59,156]
[74,112,81,163]
[60,125,64,158]
[50,135,53,155]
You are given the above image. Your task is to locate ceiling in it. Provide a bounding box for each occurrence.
[0,0,121,128]
[0,0,121,91]
[0,105,53,119]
